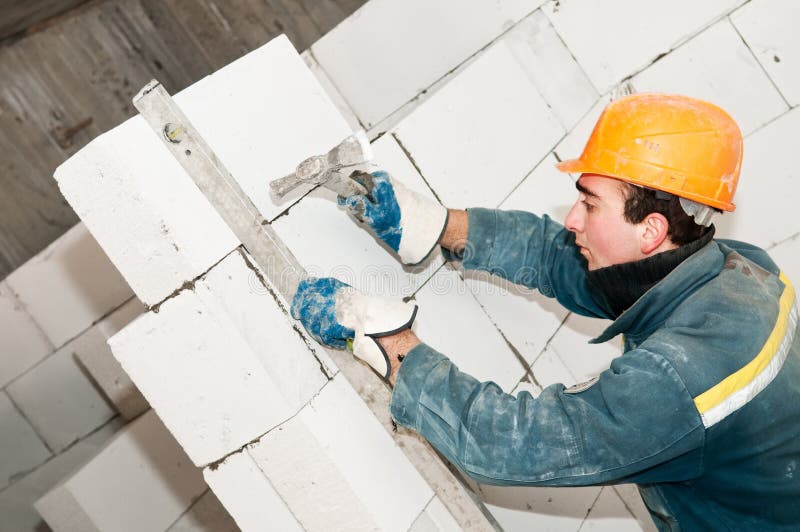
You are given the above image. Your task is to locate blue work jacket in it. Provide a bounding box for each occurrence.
[390,208,800,531]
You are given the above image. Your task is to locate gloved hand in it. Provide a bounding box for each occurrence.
[338,170,448,265]
[290,277,417,379]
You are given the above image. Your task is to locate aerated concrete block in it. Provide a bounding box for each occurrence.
[409,496,462,532]
[500,10,598,131]
[0,420,122,532]
[302,50,362,132]
[55,35,351,308]
[471,478,602,532]
[311,0,535,128]
[110,250,329,466]
[55,114,239,309]
[0,281,53,388]
[463,154,574,366]
[166,490,239,532]
[715,106,800,248]
[581,487,644,532]
[35,410,206,532]
[203,448,302,532]
[631,19,787,136]
[393,38,564,210]
[732,0,800,107]
[246,374,433,532]
[0,391,51,491]
[554,96,610,165]
[546,313,621,385]
[4,223,133,349]
[6,335,116,453]
[530,343,578,392]
[413,268,527,391]
[72,298,149,421]
[769,234,800,290]
[613,484,659,532]
[543,0,746,93]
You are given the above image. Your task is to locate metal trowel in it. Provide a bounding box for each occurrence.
[270,130,373,199]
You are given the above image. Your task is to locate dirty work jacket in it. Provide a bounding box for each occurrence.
[390,208,800,531]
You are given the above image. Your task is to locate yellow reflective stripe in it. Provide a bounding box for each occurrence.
[694,272,795,416]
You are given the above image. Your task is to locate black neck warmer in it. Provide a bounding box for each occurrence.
[585,226,715,318]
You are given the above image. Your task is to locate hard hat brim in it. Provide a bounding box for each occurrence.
[555,158,735,212]
[555,159,587,175]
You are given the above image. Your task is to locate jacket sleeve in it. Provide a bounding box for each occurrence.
[455,208,609,318]
[390,343,706,486]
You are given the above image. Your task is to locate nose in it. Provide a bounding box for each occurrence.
[564,200,583,233]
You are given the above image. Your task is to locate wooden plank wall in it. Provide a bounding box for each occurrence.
[0,0,366,279]
[0,0,92,40]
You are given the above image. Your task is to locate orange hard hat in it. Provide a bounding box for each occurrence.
[556,93,743,211]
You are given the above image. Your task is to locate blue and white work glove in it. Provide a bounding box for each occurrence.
[290,277,417,379]
[338,170,448,265]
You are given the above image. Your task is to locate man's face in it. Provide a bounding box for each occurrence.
[564,174,646,270]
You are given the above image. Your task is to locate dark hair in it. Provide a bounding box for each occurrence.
[621,184,707,246]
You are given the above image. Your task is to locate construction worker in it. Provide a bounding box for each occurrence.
[290,93,800,530]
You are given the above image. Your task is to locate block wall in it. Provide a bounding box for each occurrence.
[0,223,149,530]
[4,0,797,530]
[54,34,473,531]
[304,1,800,530]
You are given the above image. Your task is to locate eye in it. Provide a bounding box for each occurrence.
[582,200,595,212]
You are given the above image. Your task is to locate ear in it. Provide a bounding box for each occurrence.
[639,213,670,255]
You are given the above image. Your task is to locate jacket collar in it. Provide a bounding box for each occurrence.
[590,237,725,344]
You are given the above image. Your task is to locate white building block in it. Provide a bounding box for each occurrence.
[203,451,302,532]
[110,250,329,466]
[499,153,576,227]
[464,154,575,365]
[715,106,800,248]
[73,298,149,421]
[580,487,643,531]
[554,96,610,164]
[35,410,206,532]
[393,39,565,210]
[413,268,527,391]
[0,281,53,388]
[530,342,578,392]
[271,133,443,298]
[464,273,567,368]
[543,0,745,93]
[0,420,122,532]
[0,391,51,491]
[56,35,352,307]
[55,115,239,309]
[311,0,536,128]
[409,496,462,532]
[470,478,602,532]
[247,374,433,532]
[631,19,787,136]
[6,335,116,453]
[613,484,658,532]
[4,223,133,348]
[302,50,362,132]
[501,11,599,131]
[166,490,238,532]
[732,0,800,106]
[546,313,621,385]
[176,35,352,221]
[769,234,800,290]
